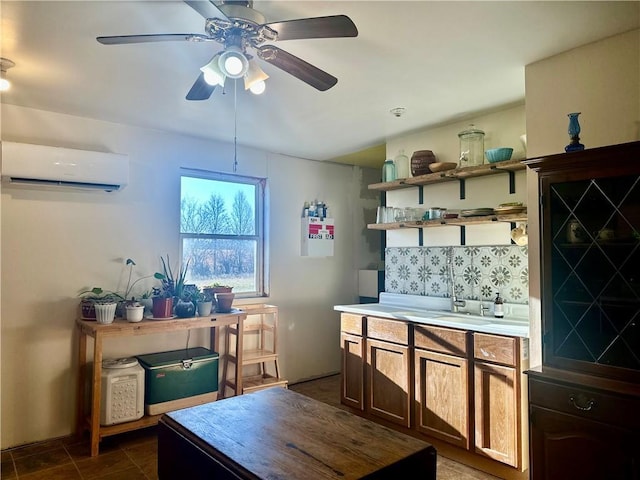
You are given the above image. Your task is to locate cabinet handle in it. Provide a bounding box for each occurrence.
[569,394,595,411]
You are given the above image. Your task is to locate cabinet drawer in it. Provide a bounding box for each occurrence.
[473,333,517,366]
[529,376,640,429]
[366,316,410,345]
[341,313,364,336]
[414,324,468,357]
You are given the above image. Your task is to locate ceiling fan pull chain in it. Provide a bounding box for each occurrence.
[233,79,238,173]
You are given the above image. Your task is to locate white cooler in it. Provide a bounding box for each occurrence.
[100,357,145,426]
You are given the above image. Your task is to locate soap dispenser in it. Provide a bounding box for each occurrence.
[494,292,504,318]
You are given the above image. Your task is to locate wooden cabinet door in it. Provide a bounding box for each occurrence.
[474,361,519,468]
[366,338,411,427]
[340,332,364,410]
[530,405,639,480]
[414,349,469,449]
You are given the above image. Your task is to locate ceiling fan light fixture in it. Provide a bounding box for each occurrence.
[219,46,249,78]
[244,59,268,93]
[249,80,266,95]
[0,58,16,92]
[200,54,226,86]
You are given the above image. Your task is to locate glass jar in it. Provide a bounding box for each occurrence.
[382,159,396,182]
[458,124,485,167]
[394,149,410,179]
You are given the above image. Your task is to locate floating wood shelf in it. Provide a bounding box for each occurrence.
[368,213,528,231]
[369,158,525,192]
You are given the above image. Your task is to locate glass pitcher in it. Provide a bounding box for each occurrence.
[458,124,485,167]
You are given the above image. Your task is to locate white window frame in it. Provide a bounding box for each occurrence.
[180,169,268,298]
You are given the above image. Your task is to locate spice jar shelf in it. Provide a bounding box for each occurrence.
[368,212,527,230]
[368,158,525,192]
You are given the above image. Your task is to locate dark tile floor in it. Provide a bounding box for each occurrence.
[1,375,499,479]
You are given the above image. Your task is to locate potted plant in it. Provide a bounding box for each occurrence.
[195,288,214,317]
[203,283,233,296]
[138,289,154,316]
[152,255,191,318]
[175,284,197,318]
[79,258,163,319]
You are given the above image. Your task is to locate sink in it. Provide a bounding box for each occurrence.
[391,310,442,318]
[433,316,491,325]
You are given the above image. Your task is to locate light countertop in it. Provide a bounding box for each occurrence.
[335,293,530,338]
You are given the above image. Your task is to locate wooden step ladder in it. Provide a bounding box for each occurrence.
[220,304,288,397]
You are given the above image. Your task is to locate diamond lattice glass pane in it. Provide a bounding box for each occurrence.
[555,273,592,304]
[575,248,616,297]
[574,304,618,358]
[574,182,616,236]
[599,336,640,370]
[552,181,590,212]
[555,331,595,362]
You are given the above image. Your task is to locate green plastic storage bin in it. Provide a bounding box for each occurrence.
[136,347,219,406]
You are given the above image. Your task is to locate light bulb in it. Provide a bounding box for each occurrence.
[200,54,225,86]
[0,58,15,92]
[224,56,244,76]
[202,70,224,86]
[218,47,248,79]
[249,80,266,95]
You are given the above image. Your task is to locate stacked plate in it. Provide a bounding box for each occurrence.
[460,208,495,217]
[494,202,527,215]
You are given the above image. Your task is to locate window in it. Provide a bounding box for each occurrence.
[180,171,266,296]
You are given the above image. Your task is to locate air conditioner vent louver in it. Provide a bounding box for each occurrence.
[1,141,128,192]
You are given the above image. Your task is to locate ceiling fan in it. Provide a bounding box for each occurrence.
[97,0,358,100]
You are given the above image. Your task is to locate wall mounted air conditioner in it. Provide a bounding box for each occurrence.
[1,141,129,192]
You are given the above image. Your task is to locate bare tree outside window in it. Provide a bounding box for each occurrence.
[180,174,265,296]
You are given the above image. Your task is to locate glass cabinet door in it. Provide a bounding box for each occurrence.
[543,172,640,378]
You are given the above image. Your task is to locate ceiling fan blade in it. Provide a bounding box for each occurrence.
[264,15,358,41]
[257,45,337,91]
[186,72,216,101]
[184,1,229,21]
[97,33,211,45]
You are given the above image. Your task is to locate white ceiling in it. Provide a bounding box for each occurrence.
[1,1,639,168]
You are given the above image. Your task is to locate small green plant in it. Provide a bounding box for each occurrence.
[79,258,164,303]
[154,255,190,299]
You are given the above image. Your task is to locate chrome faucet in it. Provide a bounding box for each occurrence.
[447,248,466,313]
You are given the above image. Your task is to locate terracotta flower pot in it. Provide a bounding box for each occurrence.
[214,293,235,313]
[152,297,173,319]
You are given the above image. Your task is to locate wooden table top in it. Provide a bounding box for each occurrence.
[161,387,435,479]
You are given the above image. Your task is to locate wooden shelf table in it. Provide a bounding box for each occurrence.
[76,310,247,457]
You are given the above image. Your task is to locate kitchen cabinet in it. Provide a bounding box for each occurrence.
[473,333,528,469]
[339,314,411,425]
[339,312,529,474]
[523,141,640,479]
[366,316,412,428]
[527,371,640,480]
[367,158,526,231]
[414,324,470,449]
[340,313,365,410]
[76,312,246,457]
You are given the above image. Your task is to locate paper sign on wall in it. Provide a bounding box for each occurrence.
[301,217,334,257]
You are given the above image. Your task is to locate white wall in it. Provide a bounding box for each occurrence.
[0,104,377,448]
[524,29,640,368]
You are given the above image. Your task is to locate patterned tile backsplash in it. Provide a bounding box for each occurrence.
[385,245,529,304]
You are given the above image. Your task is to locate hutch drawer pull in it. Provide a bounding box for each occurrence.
[569,394,595,411]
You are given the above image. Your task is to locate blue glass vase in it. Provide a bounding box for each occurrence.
[565,112,585,152]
